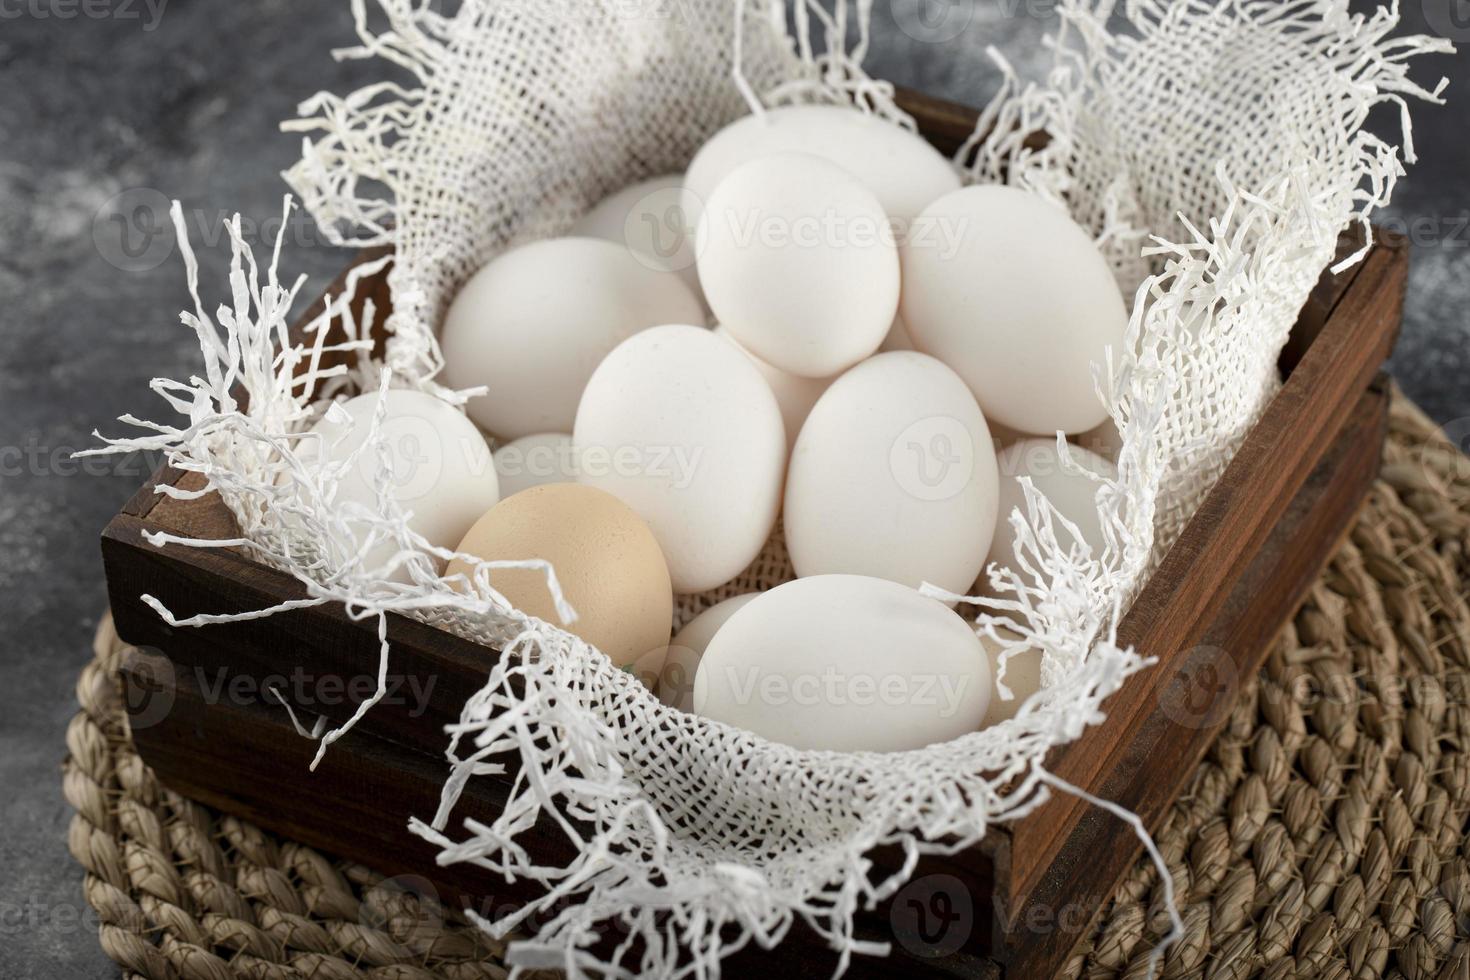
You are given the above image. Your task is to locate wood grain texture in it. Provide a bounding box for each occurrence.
[118,647,579,912]
[100,89,1408,979]
[118,377,1394,980]
[988,379,1391,976]
[996,234,1408,931]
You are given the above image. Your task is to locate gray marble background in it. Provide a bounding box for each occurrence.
[1,1,1464,975]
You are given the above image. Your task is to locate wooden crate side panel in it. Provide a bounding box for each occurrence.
[1002,236,1408,908]
[992,380,1389,976]
[96,87,1409,980]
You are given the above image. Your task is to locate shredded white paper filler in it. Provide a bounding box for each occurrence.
[83,1,1449,976]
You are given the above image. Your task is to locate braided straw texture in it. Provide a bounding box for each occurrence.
[79,3,1453,971]
[1065,390,1470,980]
[62,634,532,980]
[66,387,1470,979]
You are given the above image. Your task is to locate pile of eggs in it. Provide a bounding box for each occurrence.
[305,105,1128,753]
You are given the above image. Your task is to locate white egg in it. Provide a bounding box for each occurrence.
[697,153,898,378]
[714,325,833,452]
[302,389,499,577]
[440,237,704,440]
[658,594,759,712]
[980,629,1043,728]
[987,438,1117,585]
[684,105,961,224]
[574,325,786,593]
[900,185,1128,435]
[492,432,578,498]
[785,352,999,597]
[694,575,990,752]
[571,174,705,309]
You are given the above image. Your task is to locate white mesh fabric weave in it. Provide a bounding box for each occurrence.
[82,0,1451,976]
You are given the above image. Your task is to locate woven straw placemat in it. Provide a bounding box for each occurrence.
[64,388,1470,980]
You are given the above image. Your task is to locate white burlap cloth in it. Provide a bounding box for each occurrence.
[83,1,1450,976]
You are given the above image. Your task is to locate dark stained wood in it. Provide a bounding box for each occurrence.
[986,378,1391,974]
[125,646,1003,979]
[119,648,576,913]
[103,507,506,761]
[999,234,1408,928]
[287,243,395,396]
[99,91,1409,980]
[894,86,989,157]
[115,374,1393,980]
[1278,222,1371,375]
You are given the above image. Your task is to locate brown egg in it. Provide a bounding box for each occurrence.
[447,483,673,671]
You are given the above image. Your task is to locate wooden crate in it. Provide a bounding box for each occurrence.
[101,90,1408,979]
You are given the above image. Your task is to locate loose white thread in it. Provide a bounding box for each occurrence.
[80,1,1450,976]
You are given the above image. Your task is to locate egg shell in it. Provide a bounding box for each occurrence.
[785,351,999,597]
[571,174,705,309]
[900,185,1128,434]
[714,325,833,452]
[987,438,1117,586]
[980,629,1044,728]
[440,237,704,440]
[693,575,990,752]
[684,105,961,224]
[658,593,759,712]
[493,432,578,498]
[697,153,898,378]
[302,389,499,579]
[574,325,786,593]
[446,483,673,669]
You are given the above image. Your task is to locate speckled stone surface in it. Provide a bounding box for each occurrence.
[1,2,1463,976]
